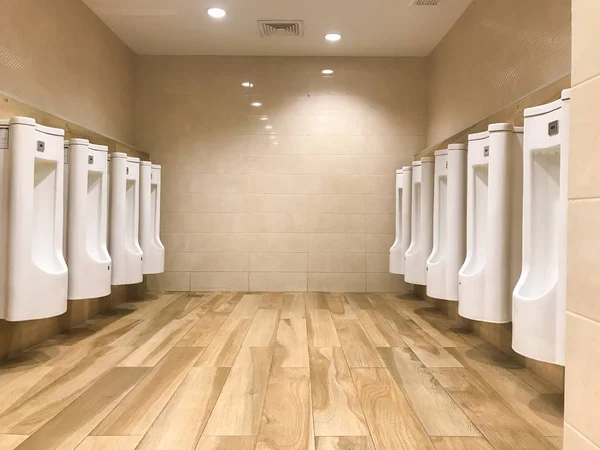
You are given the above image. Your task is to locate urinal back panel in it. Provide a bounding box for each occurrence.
[459,126,523,324]
[5,118,68,321]
[389,170,405,274]
[140,163,165,275]
[426,150,448,299]
[66,140,111,300]
[109,153,143,285]
[513,91,570,365]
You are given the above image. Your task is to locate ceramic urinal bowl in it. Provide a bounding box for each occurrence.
[390,166,413,275]
[512,89,571,366]
[458,124,523,323]
[140,162,165,274]
[426,144,467,301]
[65,139,111,300]
[404,157,434,285]
[0,117,68,321]
[109,153,143,285]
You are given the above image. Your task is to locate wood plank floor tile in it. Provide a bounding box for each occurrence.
[334,320,385,368]
[176,311,229,347]
[195,317,252,367]
[404,310,472,348]
[0,435,27,450]
[351,368,434,450]
[309,347,369,436]
[92,347,203,436]
[204,347,273,436]
[118,319,196,367]
[0,346,133,434]
[431,437,495,450]
[378,347,480,437]
[345,293,373,311]
[355,310,407,347]
[210,292,245,315]
[431,367,558,450]
[306,292,330,310]
[307,310,341,348]
[229,294,263,318]
[15,367,147,450]
[241,309,280,347]
[449,347,564,437]
[325,293,357,320]
[119,293,182,320]
[316,437,376,450]
[385,315,463,368]
[256,368,315,450]
[196,436,257,450]
[75,436,142,450]
[281,293,306,319]
[0,365,55,416]
[273,319,309,368]
[260,293,284,310]
[136,367,229,450]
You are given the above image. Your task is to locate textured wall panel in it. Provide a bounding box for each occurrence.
[426,0,572,145]
[0,0,136,145]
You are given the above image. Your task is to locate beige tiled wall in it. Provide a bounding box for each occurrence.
[565,2,600,448]
[0,0,136,145]
[135,56,427,292]
[426,0,572,145]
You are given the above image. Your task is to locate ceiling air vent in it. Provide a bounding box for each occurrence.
[410,0,443,5]
[258,20,304,37]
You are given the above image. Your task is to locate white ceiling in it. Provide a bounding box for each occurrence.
[83,0,473,56]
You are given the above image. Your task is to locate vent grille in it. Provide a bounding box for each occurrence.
[410,0,443,5]
[258,20,304,37]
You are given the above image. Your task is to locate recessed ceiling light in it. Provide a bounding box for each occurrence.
[325,33,342,42]
[265,125,273,130]
[241,81,254,87]
[251,102,262,107]
[321,69,334,75]
[207,7,226,18]
[259,117,268,121]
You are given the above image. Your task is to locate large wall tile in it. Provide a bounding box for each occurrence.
[249,272,308,291]
[564,423,599,450]
[190,272,249,291]
[136,56,427,291]
[308,273,366,292]
[572,0,600,85]
[565,312,600,445]
[567,199,600,322]
[569,80,600,199]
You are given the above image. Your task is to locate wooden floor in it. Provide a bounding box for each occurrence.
[0,292,564,450]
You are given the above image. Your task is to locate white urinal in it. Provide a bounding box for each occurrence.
[405,157,434,285]
[0,117,68,321]
[458,124,523,323]
[513,89,571,366]
[65,139,111,300]
[427,144,467,301]
[390,166,412,275]
[109,153,143,285]
[140,162,165,274]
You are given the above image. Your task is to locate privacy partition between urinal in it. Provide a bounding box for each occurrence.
[458,124,523,323]
[427,144,467,301]
[109,153,143,285]
[389,166,412,275]
[512,89,571,366]
[140,162,165,275]
[65,139,111,300]
[404,157,434,286]
[0,117,68,321]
